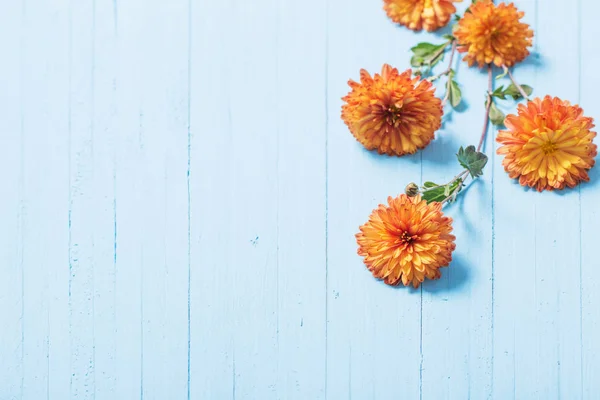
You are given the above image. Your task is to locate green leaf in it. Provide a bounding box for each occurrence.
[422,182,440,189]
[488,100,506,126]
[410,55,424,68]
[411,42,445,57]
[491,83,533,101]
[456,145,489,178]
[503,83,533,100]
[447,79,462,108]
[421,180,463,204]
[491,85,506,100]
[429,50,445,68]
[410,42,448,68]
[442,34,455,41]
[521,85,533,96]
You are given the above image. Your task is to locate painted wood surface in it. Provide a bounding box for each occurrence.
[0,0,599,398]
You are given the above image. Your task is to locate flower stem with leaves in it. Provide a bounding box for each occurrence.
[503,65,531,101]
[480,65,493,151]
[406,145,488,205]
[404,8,534,206]
[410,39,453,76]
[488,65,534,126]
[427,40,457,83]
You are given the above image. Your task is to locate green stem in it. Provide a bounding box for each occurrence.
[420,169,468,193]
[426,40,456,83]
[478,65,493,152]
[440,170,469,203]
[503,64,531,101]
[419,65,494,206]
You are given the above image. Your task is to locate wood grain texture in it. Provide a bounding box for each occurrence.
[0,2,25,399]
[113,0,144,397]
[190,0,234,397]
[276,0,327,398]
[1,0,600,399]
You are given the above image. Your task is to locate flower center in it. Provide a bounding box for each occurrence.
[399,231,417,244]
[541,140,557,155]
[386,104,403,125]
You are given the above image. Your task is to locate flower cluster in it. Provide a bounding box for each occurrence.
[497,96,597,191]
[357,194,456,288]
[383,0,462,32]
[342,0,597,288]
[454,1,533,68]
[341,65,443,156]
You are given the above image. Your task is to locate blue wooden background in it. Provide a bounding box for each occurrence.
[1,0,599,399]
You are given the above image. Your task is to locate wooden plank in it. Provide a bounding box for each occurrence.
[0,1,25,398]
[135,1,190,399]
[43,1,72,396]
[275,0,327,398]
[92,0,119,397]
[68,0,96,397]
[189,0,235,397]
[113,0,144,397]
[326,1,422,398]
[580,0,600,397]
[420,4,493,398]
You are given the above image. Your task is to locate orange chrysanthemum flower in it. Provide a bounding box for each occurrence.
[454,1,533,68]
[341,65,443,156]
[383,0,462,32]
[497,96,597,192]
[356,194,456,288]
